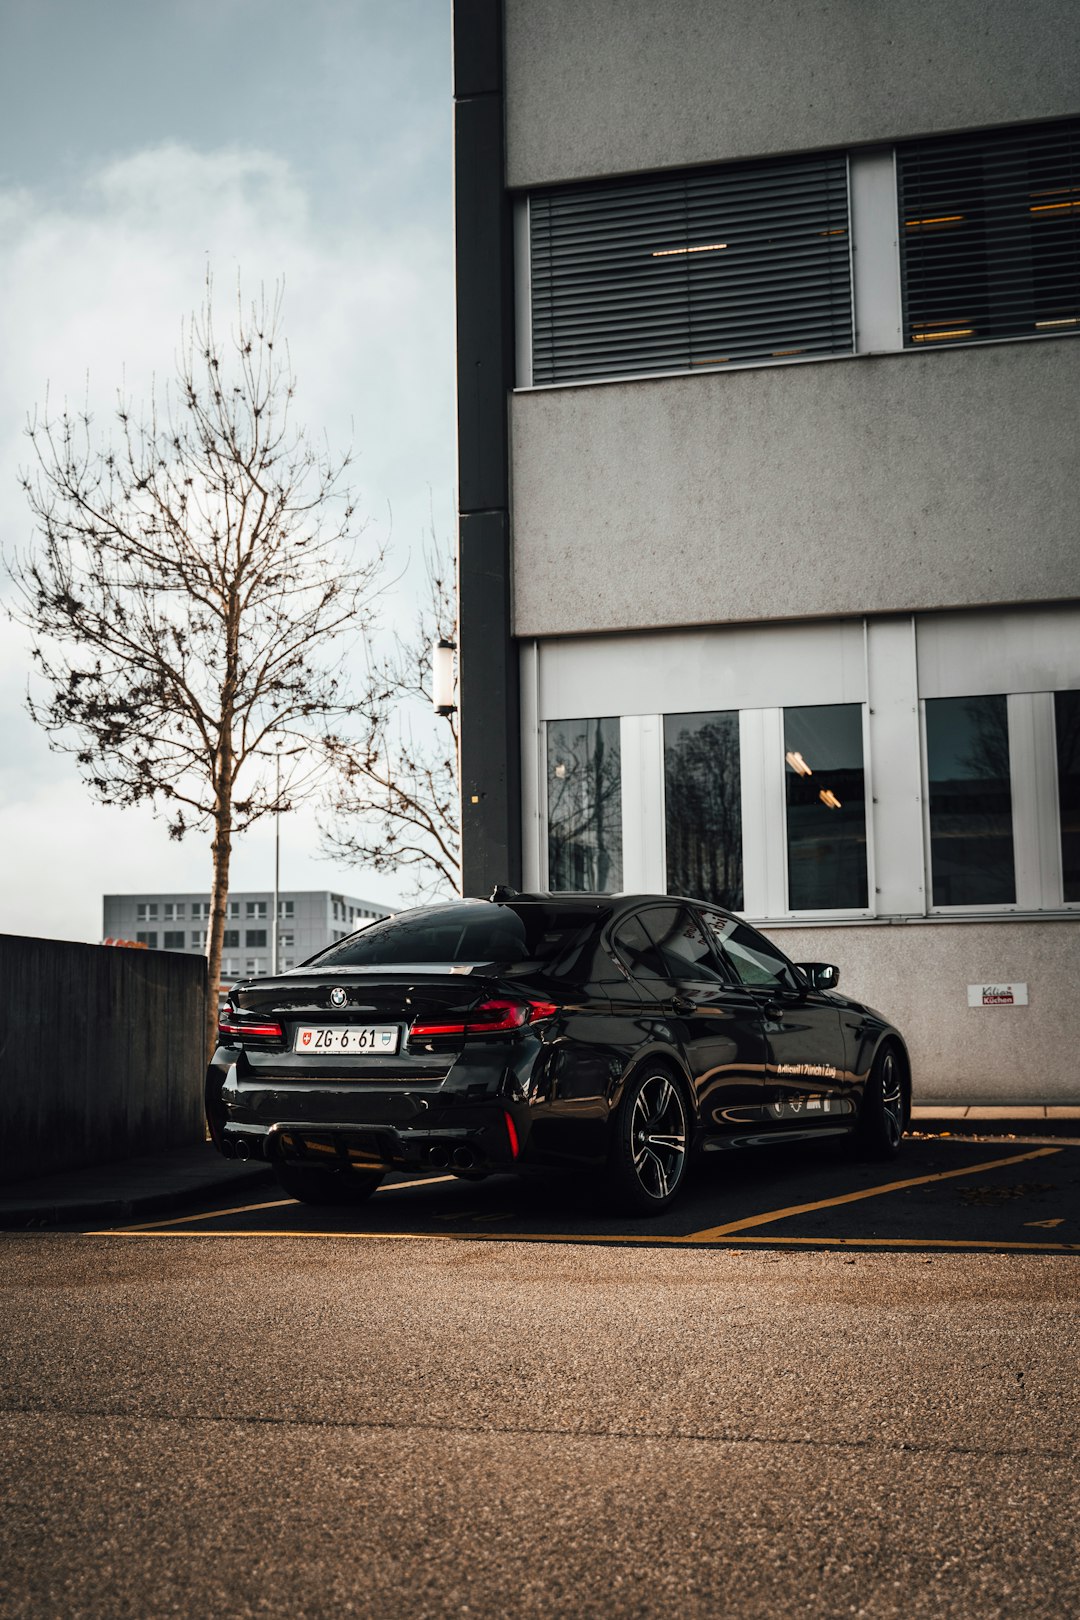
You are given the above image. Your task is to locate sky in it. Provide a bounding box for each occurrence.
[0,0,455,939]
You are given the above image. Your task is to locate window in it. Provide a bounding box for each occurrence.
[641,906,727,984]
[702,912,798,991]
[284,959,295,970]
[925,695,1015,906]
[246,958,259,973]
[246,929,267,948]
[784,705,868,910]
[612,915,667,981]
[279,899,294,918]
[163,930,185,950]
[547,717,622,891]
[163,902,184,921]
[530,151,852,384]
[191,929,207,948]
[228,900,240,919]
[898,118,1080,348]
[1054,691,1080,902]
[136,902,158,922]
[222,959,238,976]
[310,901,600,971]
[280,932,294,948]
[223,930,239,949]
[136,930,158,948]
[664,711,742,908]
[246,900,267,920]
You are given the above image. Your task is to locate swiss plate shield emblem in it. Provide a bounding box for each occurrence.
[301,1031,312,1045]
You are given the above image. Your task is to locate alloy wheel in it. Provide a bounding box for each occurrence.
[631,1074,688,1200]
[880,1051,904,1149]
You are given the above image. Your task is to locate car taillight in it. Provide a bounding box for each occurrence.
[409,998,558,1039]
[218,1008,284,1040]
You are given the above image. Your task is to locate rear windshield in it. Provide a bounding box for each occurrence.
[305,901,606,970]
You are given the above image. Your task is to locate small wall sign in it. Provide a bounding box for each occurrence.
[967,983,1029,1008]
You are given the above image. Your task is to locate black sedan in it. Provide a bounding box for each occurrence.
[206,891,910,1213]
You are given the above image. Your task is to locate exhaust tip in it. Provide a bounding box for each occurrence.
[234,1137,252,1161]
[427,1145,450,1168]
[452,1146,475,1170]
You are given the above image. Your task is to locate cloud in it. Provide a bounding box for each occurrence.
[0,140,453,940]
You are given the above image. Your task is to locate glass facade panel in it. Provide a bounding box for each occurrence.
[1055,690,1080,902]
[547,718,622,891]
[663,711,742,908]
[783,705,868,910]
[925,695,1015,906]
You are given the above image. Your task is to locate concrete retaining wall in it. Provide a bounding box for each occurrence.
[0,935,207,1184]
[763,918,1080,1105]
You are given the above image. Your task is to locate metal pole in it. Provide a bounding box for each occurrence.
[272,748,281,975]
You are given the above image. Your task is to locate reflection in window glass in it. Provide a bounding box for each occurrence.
[783,705,868,910]
[1055,691,1080,902]
[664,712,742,909]
[641,906,727,983]
[926,695,1015,906]
[702,911,796,989]
[547,718,623,891]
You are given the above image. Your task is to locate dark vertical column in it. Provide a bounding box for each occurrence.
[453,0,521,895]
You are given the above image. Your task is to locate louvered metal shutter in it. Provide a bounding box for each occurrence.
[529,153,852,385]
[898,118,1080,349]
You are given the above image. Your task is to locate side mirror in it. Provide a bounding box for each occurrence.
[796,961,840,992]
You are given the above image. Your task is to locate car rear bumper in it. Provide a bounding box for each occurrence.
[220,1108,520,1175]
[211,1044,529,1175]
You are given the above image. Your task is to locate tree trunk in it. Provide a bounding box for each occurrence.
[206,790,234,1062]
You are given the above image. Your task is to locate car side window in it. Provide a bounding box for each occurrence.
[612,915,668,981]
[641,906,728,984]
[700,911,798,991]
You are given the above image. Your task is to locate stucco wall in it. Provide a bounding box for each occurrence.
[761,919,1080,1104]
[510,339,1080,637]
[505,0,1080,187]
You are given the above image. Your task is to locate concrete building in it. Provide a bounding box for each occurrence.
[452,0,1080,1102]
[102,890,392,979]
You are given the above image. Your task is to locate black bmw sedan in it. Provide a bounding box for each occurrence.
[206,891,911,1213]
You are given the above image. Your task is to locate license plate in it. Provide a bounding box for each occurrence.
[293,1025,400,1055]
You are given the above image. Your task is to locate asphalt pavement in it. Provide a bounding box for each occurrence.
[1,1131,1078,1618]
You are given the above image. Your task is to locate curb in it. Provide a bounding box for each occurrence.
[0,1162,276,1230]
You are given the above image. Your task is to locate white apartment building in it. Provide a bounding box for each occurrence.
[102,890,392,979]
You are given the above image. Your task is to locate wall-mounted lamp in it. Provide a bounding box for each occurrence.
[432,637,457,716]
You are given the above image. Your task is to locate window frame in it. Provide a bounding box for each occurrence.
[521,150,856,390]
[920,690,1077,916]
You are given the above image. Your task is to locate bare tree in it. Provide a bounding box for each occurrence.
[7,279,382,1057]
[321,536,460,898]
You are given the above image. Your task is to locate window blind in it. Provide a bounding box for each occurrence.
[898,118,1080,348]
[529,153,853,385]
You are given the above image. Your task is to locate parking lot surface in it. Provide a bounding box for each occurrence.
[109,1132,1080,1252]
[2,1133,1078,1619]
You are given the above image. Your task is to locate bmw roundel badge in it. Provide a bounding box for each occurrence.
[330,986,347,1007]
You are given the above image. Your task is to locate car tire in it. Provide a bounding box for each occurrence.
[854,1045,907,1161]
[606,1066,690,1213]
[274,1164,384,1205]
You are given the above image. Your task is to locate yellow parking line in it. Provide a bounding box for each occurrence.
[689,1147,1062,1240]
[87,1228,1080,1252]
[120,1174,457,1232]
